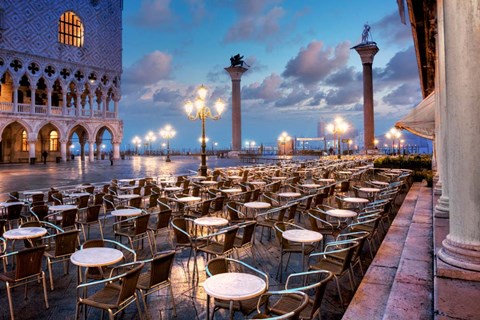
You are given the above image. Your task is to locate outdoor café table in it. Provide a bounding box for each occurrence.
[341,197,369,211]
[176,196,202,203]
[70,247,124,285]
[271,176,287,180]
[190,175,207,181]
[111,208,142,217]
[326,209,357,218]
[248,181,266,188]
[48,204,77,212]
[243,201,271,218]
[370,180,389,187]
[201,181,218,186]
[227,175,242,180]
[281,229,323,272]
[221,188,243,195]
[4,227,48,248]
[163,186,183,193]
[359,187,381,199]
[337,171,352,175]
[317,178,336,184]
[68,192,91,198]
[0,201,25,216]
[194,216,229,228]
[204,272,267,320]
[277,192,301,203]
[22,191,44,200]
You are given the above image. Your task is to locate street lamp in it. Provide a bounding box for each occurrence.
[132,136,141,155]
[245,140,256,153]
[185,85,225,176]
[159,125,176,162]
[278,132,291,157]
[385,128,401,155]
[145,131,156,156]
[326,117,349,156]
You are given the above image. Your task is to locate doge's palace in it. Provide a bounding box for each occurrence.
[0,0,123,163]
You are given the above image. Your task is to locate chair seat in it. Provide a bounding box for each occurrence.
[0,271,16,282]
[309,258,344,275]
[284,244,315,255]
[80,283,122,309]
[198,242,226,256]
[136,272,170,290]
[270,296,314,320]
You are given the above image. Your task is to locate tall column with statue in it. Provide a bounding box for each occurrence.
[352,24,379,151]
[225,54,249,152]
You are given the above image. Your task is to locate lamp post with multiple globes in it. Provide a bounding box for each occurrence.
[185,85,225,176]
[326,117,349,156]
[159,125,176,162]
[145,131,156,155]
[278,132,291,157]
[385,128,401,155]
[132,136,141,155]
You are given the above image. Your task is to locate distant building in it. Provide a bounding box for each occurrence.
[0,0,123,163]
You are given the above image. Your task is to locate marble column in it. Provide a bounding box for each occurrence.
[353,44,379,150]
[60,139,67,162]
[88,141,95,162]
[96,141,102,160]
[113,142,120,160]
[224,67,248,151]
[62,85,68,116]
[438,0,480,272]
[46,86,52,116]
[28,139,36,161]
[30,88,36,114]
[434,0,449,218]
[13,84,19,113]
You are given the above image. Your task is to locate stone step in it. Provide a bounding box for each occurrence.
[382,185,433,320]
[342,183,423,320]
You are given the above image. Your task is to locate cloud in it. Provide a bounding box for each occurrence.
[282,41,350,86]
[128,0,176,28]
[123,51,173,89]
[371,12,412,46]
[184,0,207,23]
[382,83,421,106]
[223,6,285,43]
[375,46,418,83]
[152,87,183,103]
[243,73,283,101]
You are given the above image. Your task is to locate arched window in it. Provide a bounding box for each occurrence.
[49,131,59,151]
[21,130,28,152]
[58,11,84,47]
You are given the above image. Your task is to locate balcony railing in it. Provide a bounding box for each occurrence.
[0,102,117,119]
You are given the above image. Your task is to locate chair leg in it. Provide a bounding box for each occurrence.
[334,276,345,310]
[169,284,177,317]
[135,292,144,320]
[42,272,50,309]
[6,283,15,320]
[348,268,356,290]
[47,258,54,291]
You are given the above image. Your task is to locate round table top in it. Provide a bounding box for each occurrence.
[370,180,389,186]
[249,181,266,185]
[383,172,399,176]
[194,217,229,227]
[190,176,207,181]
[116,194,141,200]
[71,248,124,267]
[118,179,135,183]
[111,208,142,217]
[119,186,136,190]
[204,272,266,301]
[359,187,381,193]
[176,196,202,203]
[221,188,242,193]
[69,192,91,197]
[159,180,176,184]
[201,181,218,185]
[0,201,25,207]
[244,202,271,209]
[23,191,44,196]
[317,179,336,183]
[271,176,287,180]
[326,209,357,218]
[342,197,369,203]
[163,186,183,191]
[49,204,77,211]
[337,171,352,175]
[300,184,321,188]
[278,192,302,198]
[4,227,47,240]
[282,229,323,243]
[228,175,242,179]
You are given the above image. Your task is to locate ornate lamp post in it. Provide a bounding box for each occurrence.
[132,136,141,155]
[159,125,176,162]
[278,132,291,157]
[326,117,349,156]
[185,85,225,176]
[385,128,401,155]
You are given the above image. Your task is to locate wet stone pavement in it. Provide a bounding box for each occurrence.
[0,156,398,320]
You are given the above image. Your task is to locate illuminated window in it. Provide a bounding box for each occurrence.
[49,131,59,151]
[58,11,84,47]
[21,130,28,151]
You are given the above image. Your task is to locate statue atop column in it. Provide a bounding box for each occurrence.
[229,54,250,68]
[353,23,377,48]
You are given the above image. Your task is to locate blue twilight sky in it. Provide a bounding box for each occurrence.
[119,0,421,151]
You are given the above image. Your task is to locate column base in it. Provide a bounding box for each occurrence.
[434,180,442,195]
[438,235,480,272]
[434,195,450,218]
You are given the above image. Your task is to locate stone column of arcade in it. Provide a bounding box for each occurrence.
[60,139,67,162]
[225,62,248,152]
[88,141,95,162]
[28,138,36,164]
[113,142,120,160]
[438,0,480,273]
[434,0,449,218]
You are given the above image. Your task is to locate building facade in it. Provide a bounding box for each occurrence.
[0,0,123,163]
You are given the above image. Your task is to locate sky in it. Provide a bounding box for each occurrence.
[119,0,422,151]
